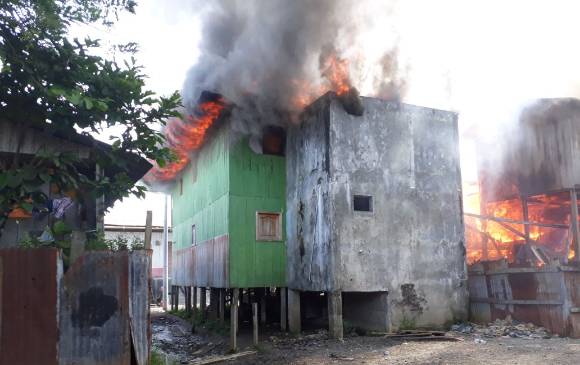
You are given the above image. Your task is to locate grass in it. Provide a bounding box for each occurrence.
[151,349,176,365]
[168,308,229,336]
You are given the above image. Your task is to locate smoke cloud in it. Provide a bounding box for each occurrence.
[182,0,405,126]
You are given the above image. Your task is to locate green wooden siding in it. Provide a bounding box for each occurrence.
[171,123,286,288]
[171,127,230,252]
[228,140,286,288]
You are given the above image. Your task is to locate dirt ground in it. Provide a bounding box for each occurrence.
[152,310,580,365]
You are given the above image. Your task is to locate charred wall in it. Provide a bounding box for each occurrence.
[286,94,468,329]
[480,98,580,202]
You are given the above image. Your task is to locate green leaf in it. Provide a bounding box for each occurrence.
[84,98,93,110]
[52,221,72,236]
[20,202,33,213]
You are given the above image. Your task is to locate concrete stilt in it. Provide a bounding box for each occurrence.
[200,287,207,317]
[252,302,259,346]
[288,289,301,334]
[219,288,225,323]
[327,291,343,340]
[280,288,287,331]
[230,288,239,352]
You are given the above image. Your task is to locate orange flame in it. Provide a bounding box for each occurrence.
[290,52,353,110]
[464,182,576,265]
[145,99,226,183]
[321,53,351,96]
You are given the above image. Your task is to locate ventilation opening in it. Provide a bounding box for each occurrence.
[353,195,373,212]
[262,126,286,156]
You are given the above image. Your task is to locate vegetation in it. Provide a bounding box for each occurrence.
[168,308,230,336]
[0,0,180,237]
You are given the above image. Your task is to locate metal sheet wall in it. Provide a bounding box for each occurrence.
[59,252,131,365]
[0,248,60,365]
[469,261,580,337]
[172,234,229,288]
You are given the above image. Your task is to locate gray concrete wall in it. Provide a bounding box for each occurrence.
[286,97,334,291]
[287,94,468,329]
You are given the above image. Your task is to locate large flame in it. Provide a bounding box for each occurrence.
[464,182,576,265]
[145,99,226,183]
[290,52,354,110]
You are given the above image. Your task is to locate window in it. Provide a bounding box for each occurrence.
[256,212,282,241]
[262,126,286,156]
[191,225,197,246]
[179,178,183,195]
[353,195,373,212]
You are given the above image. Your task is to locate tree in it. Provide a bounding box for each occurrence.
[0,0,180,236]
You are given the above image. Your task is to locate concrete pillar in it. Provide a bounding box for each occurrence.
[252,302,259,346]
[280,288,287,331]
[230,288,239,352]
[288,289,301,334]
[327,291,343,340]
[200,287,207,317]
[219,289,225,323]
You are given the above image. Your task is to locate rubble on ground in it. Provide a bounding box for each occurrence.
[451,316,554,339]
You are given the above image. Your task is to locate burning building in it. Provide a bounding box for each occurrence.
[286,93,468,336]
[465,98,580,337]
[161,95,288,350]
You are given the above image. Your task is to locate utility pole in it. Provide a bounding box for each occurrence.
[163,194,170,311]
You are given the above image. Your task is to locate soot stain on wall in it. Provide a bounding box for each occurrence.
[72,287,118,328]
[398,283,427,315]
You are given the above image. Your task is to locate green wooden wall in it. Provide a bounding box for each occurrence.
[171,124,286,288]
[171,127,230,252]
[228,139,286,288]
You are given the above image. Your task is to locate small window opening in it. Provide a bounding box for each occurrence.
[262,126,286,156]
[353,195,373,212]
[191,225,197,246]
[256,212,282,241]
[179,178,183,195]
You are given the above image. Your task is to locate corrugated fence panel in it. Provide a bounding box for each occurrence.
[0,248,60,365]
[59,252,131,365]
[129,250,152,365]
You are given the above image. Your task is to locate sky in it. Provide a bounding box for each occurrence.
[90,0,580,226]
[84,1,202,226]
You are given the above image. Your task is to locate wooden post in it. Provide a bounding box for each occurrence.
[186,287,192,314]
[327,291,343,340]
[280,288,287,331]
[70,231,86,264]
[219,289,225,324]
[570,188,580,263]
[200,287,207,317]
[210,288,219,320]
[95,164,105,232]
[193,287,198,315]
[260,295,267,324]
[230,288,239,352]
[144,210,153,250]
[252,302,259,346]
[288,289,301,334]
[521,196,530,245]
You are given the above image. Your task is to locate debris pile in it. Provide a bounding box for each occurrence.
[451,317,554,339]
